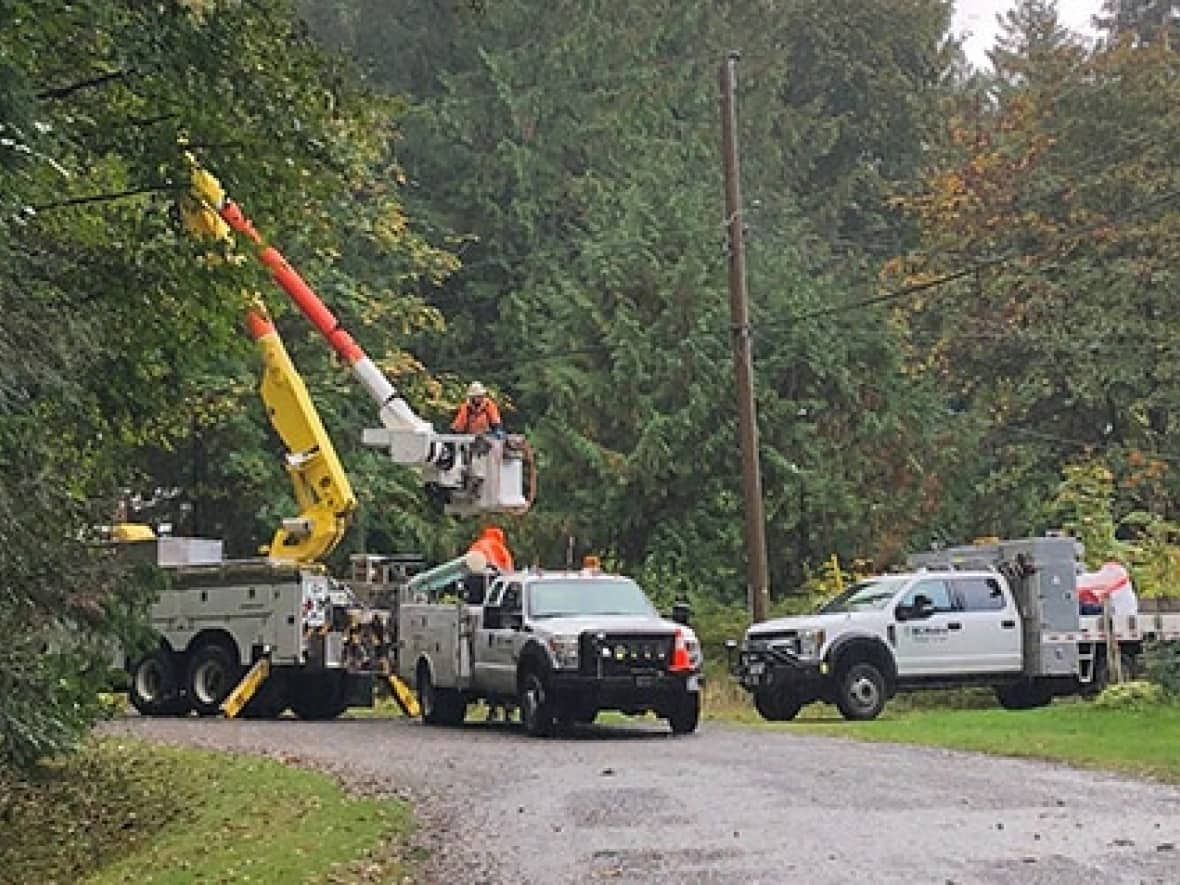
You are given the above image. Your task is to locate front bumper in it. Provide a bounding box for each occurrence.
[549,669,701,713]
[734,648,826,697]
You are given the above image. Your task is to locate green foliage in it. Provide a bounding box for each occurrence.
[1120,511,1180,597]
[1047,459,1122,566]
[0,0,458,769]
[1095,0,1180,46]
[1143,640,1180,698]
[1093,679,1169,710]
[893,10,1180,544]
[306,0,960,591]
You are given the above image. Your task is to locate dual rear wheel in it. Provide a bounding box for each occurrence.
[131,643,344,720]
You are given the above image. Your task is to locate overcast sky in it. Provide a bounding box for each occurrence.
[952,0,1103,68]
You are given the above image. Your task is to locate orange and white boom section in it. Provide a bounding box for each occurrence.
[186,162,530,517]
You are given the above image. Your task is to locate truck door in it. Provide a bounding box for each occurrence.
[893,578,966,675]
[474,579,521,696]
[948,576,1022,673]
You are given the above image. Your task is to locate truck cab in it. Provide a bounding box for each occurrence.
[735,568,1024,721]
[400,569,704,736]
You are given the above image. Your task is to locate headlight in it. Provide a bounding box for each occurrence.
[547,634,580,669]
[797,628,826,659]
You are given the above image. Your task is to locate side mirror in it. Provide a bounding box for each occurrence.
[898,595,934,621]
[671,601,693,626]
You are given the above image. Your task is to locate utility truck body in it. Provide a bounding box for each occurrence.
[732,536,1180,720]
[399,568,704,735]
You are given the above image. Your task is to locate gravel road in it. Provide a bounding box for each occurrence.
[102,714,1180,884]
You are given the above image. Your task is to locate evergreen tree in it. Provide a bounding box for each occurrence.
[891,8,1180,538]
[1095,0,1180,47]
[299,0,960,590]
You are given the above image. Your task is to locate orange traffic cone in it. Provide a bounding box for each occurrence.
[669,629,693,672]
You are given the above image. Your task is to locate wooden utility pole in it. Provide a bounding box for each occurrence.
[719,52,771,623]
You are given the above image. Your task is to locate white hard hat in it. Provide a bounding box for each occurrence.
[467,381,487,398]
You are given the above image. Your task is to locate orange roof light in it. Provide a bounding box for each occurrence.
[582,555,601,571]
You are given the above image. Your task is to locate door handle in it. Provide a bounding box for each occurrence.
[1001,620,1016,629]
[948,622,962,631]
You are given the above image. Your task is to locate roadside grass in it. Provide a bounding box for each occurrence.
[793,703,1180,784]
[0,739,416,884]
[702,669,1180,784]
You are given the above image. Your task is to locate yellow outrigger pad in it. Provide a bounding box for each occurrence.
[222,657,271,719]
[387,674,421,718]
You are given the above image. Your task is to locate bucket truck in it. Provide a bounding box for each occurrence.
[122,157,534,721]
[121,294,405,721]
[122,162,453,719]
[122,180,405,720]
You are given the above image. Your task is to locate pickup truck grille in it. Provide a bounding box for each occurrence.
[744,632,801,663]
[580,632,675,677]
[747,629,797,647]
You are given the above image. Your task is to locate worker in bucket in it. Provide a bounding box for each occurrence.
[451,381,504,438]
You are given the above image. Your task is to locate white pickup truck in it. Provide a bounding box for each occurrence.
[731,536,1180,721]
[398,567,704,736]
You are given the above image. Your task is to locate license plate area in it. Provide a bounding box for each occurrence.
[634,673,662,688]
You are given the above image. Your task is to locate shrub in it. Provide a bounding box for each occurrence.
[1142,641,1180,699]
[1093,680,1168,710]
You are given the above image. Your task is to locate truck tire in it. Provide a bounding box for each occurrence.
[186,643,240,716]
[290,672,349,721]
[754,685,803,722]
[518,670,556,737]
[129,649,188,716]
[418,665,466,726]
[995,679,1053,710]
[435,691,467,726]
[835,661,887,721]
[668,692,701,735]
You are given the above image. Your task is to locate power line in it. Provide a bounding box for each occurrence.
[421,176,1180,376]
[748,183,1180,337]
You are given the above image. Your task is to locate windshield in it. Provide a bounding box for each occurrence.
[527,579,657,619]
[818,576,909,614]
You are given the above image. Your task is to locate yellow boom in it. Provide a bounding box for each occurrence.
[180,163,355,564]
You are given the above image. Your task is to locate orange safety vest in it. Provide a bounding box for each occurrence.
[469,527,514,572]
[451,398,502,434]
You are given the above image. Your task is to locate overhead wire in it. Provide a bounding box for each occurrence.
[419,175,1180,375]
